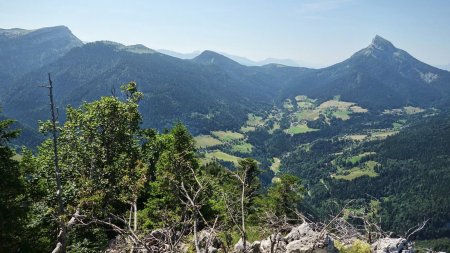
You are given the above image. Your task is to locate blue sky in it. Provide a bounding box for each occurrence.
[1,0,449,67]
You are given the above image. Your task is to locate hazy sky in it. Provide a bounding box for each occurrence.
[1,0,449,67]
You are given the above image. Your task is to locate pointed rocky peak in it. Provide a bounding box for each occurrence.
[370,35,396,51]
[351,35,403,60]
[192,50,242,67]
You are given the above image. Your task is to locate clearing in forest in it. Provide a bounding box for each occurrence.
[211,130,244,142]
[202,150,241,166]
[194,135,222,148]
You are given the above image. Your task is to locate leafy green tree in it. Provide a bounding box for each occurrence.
[17,147,56,252]
[31,82,151,251]
[0,115,24,252]
[141,123,211,252]
[264,173,305,220]
[222,158,261,251]
[143,123,199,225]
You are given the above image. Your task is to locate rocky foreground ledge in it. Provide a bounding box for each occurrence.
[107,222,440,253]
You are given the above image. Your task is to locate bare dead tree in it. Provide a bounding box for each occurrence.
[177,154,226,253]
[74,212,151,252]
[347,212,388,243]
[41,73,67,253]
[221,162,257,253]
[405,219,429,241]
[261,206,311,253]
[310,199,391,247]
[144,212,191,253]
[179,177,203,253]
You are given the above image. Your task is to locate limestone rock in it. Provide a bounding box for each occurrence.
[234,238,252,253]
[371,238,407,253]
[208,246,218,253]
[286,238,323,253]
[259,234,287,253]
[284,223,335,253]
[198,230,223,253]
[285,223,317,243]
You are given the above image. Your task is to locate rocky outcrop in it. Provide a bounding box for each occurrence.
[106,223,418,253]
[284,223,334,253]
[234,238,252,253]
[258,233,287,253]
[232,223,336,253]
[285,223,317,243]
[198,229,223,253]
[371,237,410,253]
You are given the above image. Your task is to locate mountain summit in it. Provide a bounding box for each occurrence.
[192,50,242,69]
[352,35,400,59]
[282,35,450,109]
[371,35,396,50]
[0,26,83,99]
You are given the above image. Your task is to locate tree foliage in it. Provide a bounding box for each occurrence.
[3,82,308,252]
[0,115,24,252]
[264,173,305,220]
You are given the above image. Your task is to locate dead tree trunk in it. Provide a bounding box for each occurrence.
[43,73,67,253]
[241,171,247,253]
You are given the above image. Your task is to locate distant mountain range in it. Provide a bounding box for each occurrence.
[0,26,449,140]
[158,49,301,67]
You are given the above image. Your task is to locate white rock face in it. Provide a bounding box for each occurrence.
[234,238,252,253]
[283,223,333,253]
[286,240,328,253]
[420,72,438,83]
[371,237,407,253]
[258,234,286,253]
[198,229,223,253]
[284,223,317,243]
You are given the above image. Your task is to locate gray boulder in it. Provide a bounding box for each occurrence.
[285,223,317,243]
[371,238,407,253]
[198,230,223,253]
[286,239,326,253]
[234,238,252,253]
[284,223,335,253]
[259,234,287,253]
[208,246,218,253]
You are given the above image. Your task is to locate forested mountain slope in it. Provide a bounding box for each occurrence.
[0,26,82,100]
[282,111,450,238]
[2,40,310,135]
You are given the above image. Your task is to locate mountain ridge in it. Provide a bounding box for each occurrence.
[1,26,450,141]
[280,35,450,109]
[0,25,82,101]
